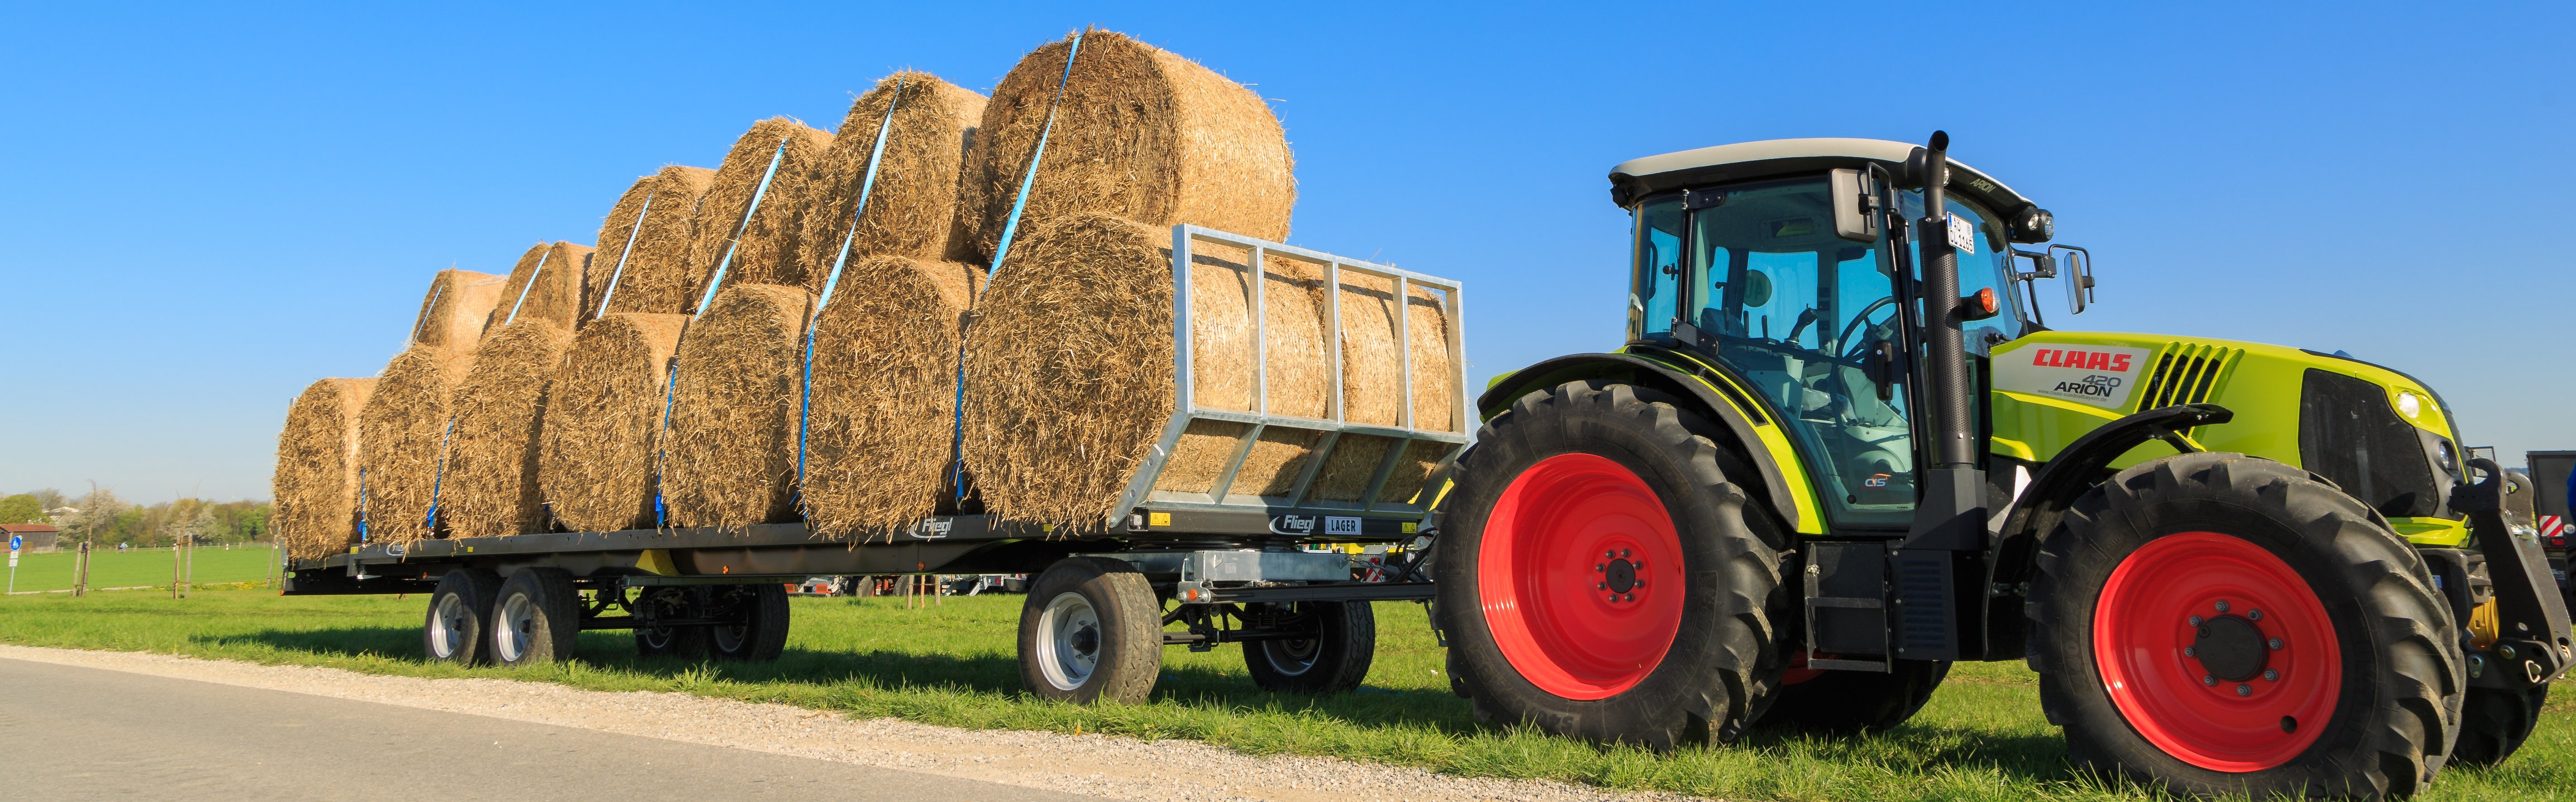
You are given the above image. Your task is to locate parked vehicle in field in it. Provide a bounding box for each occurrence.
[1429,134,2570,799]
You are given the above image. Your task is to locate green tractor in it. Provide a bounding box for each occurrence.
[1431,133,2570,798]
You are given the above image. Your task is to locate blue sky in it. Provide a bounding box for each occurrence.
[4,2,2568,502]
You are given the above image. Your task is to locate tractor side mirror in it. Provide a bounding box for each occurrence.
[1829,168,1880,243]
[2052,244,2094,314]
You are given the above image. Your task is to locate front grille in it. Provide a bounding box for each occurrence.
[2137,344,2241,410]
[2299,368,2441,518]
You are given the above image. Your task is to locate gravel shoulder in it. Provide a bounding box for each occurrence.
[0,644,1706,802]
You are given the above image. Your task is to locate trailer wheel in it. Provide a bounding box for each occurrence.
[2451,685,2547,765]
[1242,601,1376,694]
[705,584,789,662]
[2029,452,2464,798]
[633,587,709,661]
[491,568,581,667]
[1018,557,1161,704]
[1434,380,1789,749]
[1755,659,1950,734]
[423,568,502,665]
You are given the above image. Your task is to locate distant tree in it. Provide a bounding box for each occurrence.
[28,488,67,514]
[55,485,131,545]
[0,494,39,524]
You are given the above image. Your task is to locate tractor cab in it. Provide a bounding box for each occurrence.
[1608,138,2084,531]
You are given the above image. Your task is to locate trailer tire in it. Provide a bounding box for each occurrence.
[423,568,502,665]
[2029,452,2464,799]
[1019,557,1161,705]
[2451,685,2547,765]
[633,587,709,661]
[706,584,789,663]
[491,568,581,667]
[1434,380,1789,750]
[1756,659,1950,734]
[1243,601,1376,694]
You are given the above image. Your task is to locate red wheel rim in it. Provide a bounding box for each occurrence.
[2094,531,2341,771]
[1478,453,1683,699]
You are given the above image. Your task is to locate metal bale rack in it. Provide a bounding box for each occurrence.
[284,225,1470,699]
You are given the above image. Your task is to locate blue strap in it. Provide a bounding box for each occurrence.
[504,247,551,325]
[425,417,456,532]
[949,30,1085,501]
[356,468,369,542]
[655,357,679,530]
[595,191,655,318]
[411,283,446,346]
[696,137,793,317]
[797,77,909,502]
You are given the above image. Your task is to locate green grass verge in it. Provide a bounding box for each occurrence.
[1,588,2565,801]
[5,546,280,593]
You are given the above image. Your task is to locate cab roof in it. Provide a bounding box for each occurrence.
[1607,138,2037,217]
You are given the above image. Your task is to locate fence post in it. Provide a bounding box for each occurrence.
[73,541,90,597]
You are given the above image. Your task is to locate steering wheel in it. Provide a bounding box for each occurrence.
[1836,296,1899,358]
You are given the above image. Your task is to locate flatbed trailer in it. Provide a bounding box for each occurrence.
[284,226,1468,702]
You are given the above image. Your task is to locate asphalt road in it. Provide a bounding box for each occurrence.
[0,657,1100,801]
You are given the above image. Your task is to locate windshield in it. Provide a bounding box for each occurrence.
[1897,191,2026,350]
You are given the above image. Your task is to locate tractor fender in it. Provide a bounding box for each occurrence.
[1478,350,1805,531]
[1989,403,2234,587]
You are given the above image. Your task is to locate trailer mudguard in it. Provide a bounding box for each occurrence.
[1479,348,1816,533]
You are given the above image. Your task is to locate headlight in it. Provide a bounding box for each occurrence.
[2394,391,2424,420]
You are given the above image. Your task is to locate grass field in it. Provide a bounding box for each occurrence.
[4,545,280,593]
[1,588,2566,801]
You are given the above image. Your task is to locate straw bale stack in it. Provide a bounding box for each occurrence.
[486,241,594,332]
[799,257,981,537]
[796,72,986,275]
[409,269,506,350]
[538,312,688,532]
[964,212,1462,525]
[685,120,835,302]
[357,346,478,544]
[662,284,814,530]
[272,378,375,560]
[593,166,717,316]
[440,320,577,539]
[956,29,1294,263]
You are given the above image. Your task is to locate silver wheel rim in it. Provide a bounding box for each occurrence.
[1260,637,1322,676]
[1035,592,1102,690]
[497,592,535,663]
[428,593,469,659]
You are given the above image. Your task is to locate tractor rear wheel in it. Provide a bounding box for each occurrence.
[2029,452,2463,798]
[2451,685,2547,764]
[1434,380,1788,750]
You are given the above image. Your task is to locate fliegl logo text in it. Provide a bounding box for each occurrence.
[2054,374,2124,399]
[2029,348,2134,372]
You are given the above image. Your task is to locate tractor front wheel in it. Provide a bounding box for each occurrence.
[2029,452,2463,798]
[1434,380,1788,749]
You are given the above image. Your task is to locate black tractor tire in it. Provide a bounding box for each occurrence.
[1242,601,1376,694]
[1434,379,1790,750]
[2451,685,2548,765]
[422,568,502,665]
[1756,660,1951,734]
[1018,557,1163,704]
[2028,452,2464,799]
[632,586,710,661]
[490,568,582,668]
[705,584,790,662]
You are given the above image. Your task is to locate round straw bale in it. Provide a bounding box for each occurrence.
[796,72,988,274]
[440,320,577,539]
[800,257,982,537]
[593,166,717,316]
[956,29,1295,264]
[537,312,689,532]
[964,213,1324,528]
[410,269,506,351]
[486,241,595,332]
[358,346,479,545]
[272,377,376,560]
[686,119,836,301]
[663,284,814,530]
